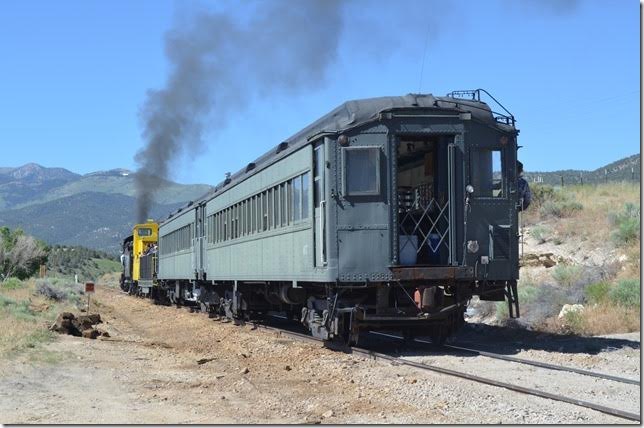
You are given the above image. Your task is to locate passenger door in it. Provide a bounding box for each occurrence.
[334,136,390,280]
[465,139,518,279]
[313,141,327,267]
[194,203,207,280]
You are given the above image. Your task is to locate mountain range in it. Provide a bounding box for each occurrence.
[523,154,640,186]
[0,164,212,253]
[0,154,639,253]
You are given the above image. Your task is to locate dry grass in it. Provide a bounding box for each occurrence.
[579,304,641,335]
[552,304,641,336]
[560,184,636,245]
[0,278,79,358]
[99,271,121,287]
[524,182,639,246]
[515,182,640,336]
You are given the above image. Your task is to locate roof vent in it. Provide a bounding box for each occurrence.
[245,162,256,172]
[276,142,289,154]
[224,172,232,185]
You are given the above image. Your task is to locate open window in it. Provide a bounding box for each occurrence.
[471,148,504,198]
[342,147,381,196]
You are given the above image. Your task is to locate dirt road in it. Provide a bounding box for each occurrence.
[0,285,639,424]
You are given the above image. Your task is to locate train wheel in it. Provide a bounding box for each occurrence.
[402,328,416,342]
[340,313,359,347]
[430,324,449,345]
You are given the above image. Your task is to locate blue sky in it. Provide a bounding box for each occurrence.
[0,0,639,185]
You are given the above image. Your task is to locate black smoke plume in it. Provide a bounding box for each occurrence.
[135,1,343,222]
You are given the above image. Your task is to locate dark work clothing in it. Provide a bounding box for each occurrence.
[518,176,531,210]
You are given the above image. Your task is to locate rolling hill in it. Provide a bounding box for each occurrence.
[523,154,640,186]
[0,164,212,253]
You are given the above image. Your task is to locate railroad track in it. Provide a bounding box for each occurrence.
[368,331,640,386]
[253,322,641,423]
[442,342,640,386]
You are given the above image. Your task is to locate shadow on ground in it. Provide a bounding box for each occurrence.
[355,322,639,358]
[426,322,640,356]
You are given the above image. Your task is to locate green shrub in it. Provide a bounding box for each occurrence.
[1,277,23,289]
[531,184,561,206]
[0,295,36,320]
[539,199,583,218]
[495,301,509,320]
[530,226,550,244]
[10,300,37,321]
[609,279,640,308]
[552,264,583,287]
[0,294,16,308]
[518,284,539,305]
[563,309,585,334]
[585,282,611,304]
[23,329,54,349]
[609,203,640,246]
[35,278,83,304]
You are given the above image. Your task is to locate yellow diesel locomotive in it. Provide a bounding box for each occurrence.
[120,221,159,295]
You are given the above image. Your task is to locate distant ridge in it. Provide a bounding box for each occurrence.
[0,192,186,253]
[524,154,640,186]
[0,163,213,252]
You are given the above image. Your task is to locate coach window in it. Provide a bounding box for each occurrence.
[240,203,243,235]
[342,147,381,196]
[251,196,256,233]
[287,179,293,224]
[302,172,310,219]
[280,183,287,226]
[292,177,301,222]
[224,209,228,240]
[471,148,504,198]
[245,200,249,235]
[216,213,221,242]
[266,189,272,230]
[274,186,279,227]
[215,214,219,243]
[234,205,239,238]
[239,202,244,237]
[262,191,268,231]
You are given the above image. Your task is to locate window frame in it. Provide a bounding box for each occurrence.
[470,146,507,200]
[341,146,381,197]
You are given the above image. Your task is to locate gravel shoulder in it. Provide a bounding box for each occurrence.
[0,285,639,424]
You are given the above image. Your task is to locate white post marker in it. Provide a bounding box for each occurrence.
[85,282,95,313]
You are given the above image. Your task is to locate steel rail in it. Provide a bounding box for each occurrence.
[254,323,641,423]
[440,343,641,386]
[369,331,640,386]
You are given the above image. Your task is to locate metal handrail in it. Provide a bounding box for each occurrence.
[446,88,516,126]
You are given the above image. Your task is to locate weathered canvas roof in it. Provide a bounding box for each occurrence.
[284,93,495,145]
[163,93,497,221]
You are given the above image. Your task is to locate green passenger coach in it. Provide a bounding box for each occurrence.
[143,90,523,344]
